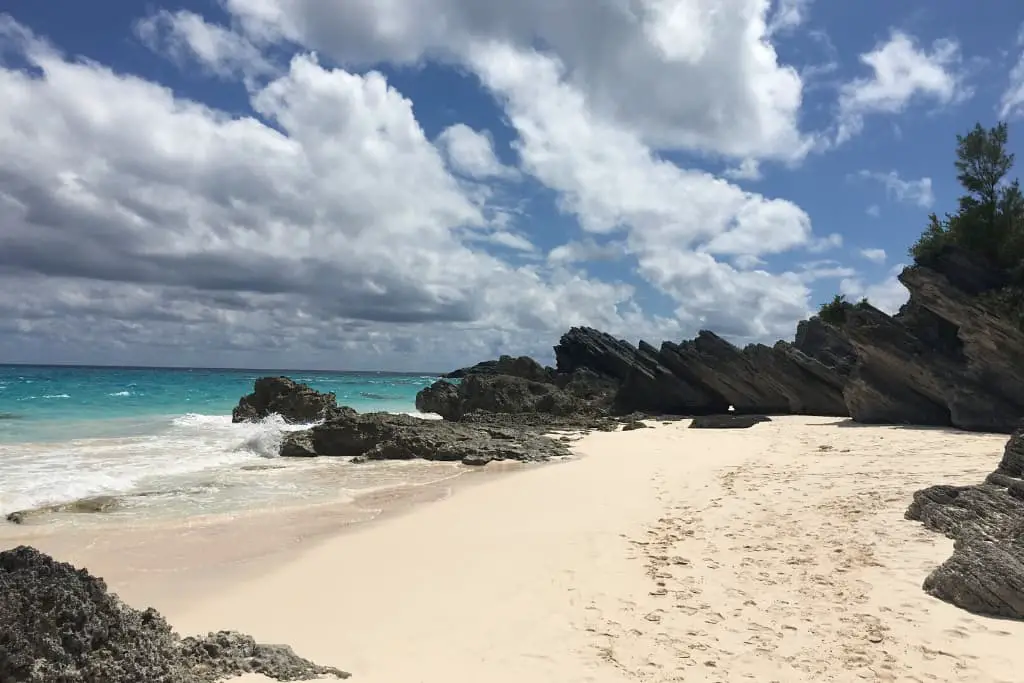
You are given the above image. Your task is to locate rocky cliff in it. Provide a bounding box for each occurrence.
[423,326,849,420]
[424,246,1024,432]
[829,247,1024,433]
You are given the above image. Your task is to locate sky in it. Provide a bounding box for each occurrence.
[1,0,1023,372]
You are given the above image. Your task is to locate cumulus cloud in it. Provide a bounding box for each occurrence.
[436,124,517,179]
[134,9,275,81]
[723,158,763,182]
[467,42,819,339]
[220,0,813,161]
[0,2,842,367]
[837,32,967,144]
[0,17,671,368]
[856,170,934,208]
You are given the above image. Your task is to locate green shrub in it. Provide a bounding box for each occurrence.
[819,294,851,325]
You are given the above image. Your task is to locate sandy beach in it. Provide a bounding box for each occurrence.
[5,416,1023,682]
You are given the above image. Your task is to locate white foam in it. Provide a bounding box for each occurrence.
[109,390,133,397]
[0,412,316,515]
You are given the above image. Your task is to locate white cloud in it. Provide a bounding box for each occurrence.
[856,170,934,208]
[436,124,518,179]
[134,10,275,81]
[859,247,887,263]
[547,239,625,266]
[723,158,763,181]
[467,42,819,339]
[0,17,666,368]
[767,0,813,35]
[999,27,1024,119]
[866,204,880,217]
[840,264,909,314]
[220,0,813,161]
[806,232,843,253]
[837,31,966,144]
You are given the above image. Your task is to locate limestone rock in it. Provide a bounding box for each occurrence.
[232,377,347,424]
[0,545,348,682]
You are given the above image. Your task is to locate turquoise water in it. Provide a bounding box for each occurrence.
[0,365,447,519]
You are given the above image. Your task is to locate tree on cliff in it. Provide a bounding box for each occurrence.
[911,122,1024,274]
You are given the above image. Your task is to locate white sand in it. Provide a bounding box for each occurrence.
[9,416,1024,681]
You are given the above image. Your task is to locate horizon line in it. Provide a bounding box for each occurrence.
[0,361,446,376]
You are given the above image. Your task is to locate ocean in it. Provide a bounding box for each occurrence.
[0,365,457,523]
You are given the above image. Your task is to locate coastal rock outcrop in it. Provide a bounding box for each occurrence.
[905,426,1024,619]
[0,545,348,682]
[416,374,584,421]
[831,248,1024,432]
[689,415,772,429]
[442,355,554,383]
[550,327,847,416]
[231,376,346,424]
[421,326,850,421]
[279,409,572,466]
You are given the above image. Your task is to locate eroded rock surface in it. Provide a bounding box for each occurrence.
[833,248,1024,432]
[232,376,347,424]
[280,410,572,466]
[0,546,348,682]
[416,374,585,421]
[906,426,1024,619]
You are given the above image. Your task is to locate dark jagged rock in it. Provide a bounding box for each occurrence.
[689,414,771,429]
[793,317,858,379]
[621,421,650,431]
[232,376,347,424]
[555,328,728,415]
[0,545,348,682]
[279,410,572,466]
[905,427,1024,619]
[443,355,554,383]
[416,374,584,421]
[658,331,847,416]
[832,248,1024,432]
[551,327,847,417]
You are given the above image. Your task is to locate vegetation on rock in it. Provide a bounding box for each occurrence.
[910,122,1024,270]
[817,294,869,326]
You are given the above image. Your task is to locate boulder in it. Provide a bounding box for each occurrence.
[231,377,346,424]
[0,545,348,682]
[689,415,772,429]
[279,410,572,466]
[905,426,1024,619]
[415,374,583,421]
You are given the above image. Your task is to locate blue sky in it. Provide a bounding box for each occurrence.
[1,0,1023,370]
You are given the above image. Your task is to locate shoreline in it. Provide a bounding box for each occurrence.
[0,450,550,608]
[6,416,1023,681]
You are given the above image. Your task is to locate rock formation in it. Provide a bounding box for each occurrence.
[0,545,348,682]
[425,326,848,420]
[905,426,1024,619]
[443,355,554,383]
[689,415,772,429]
[279,409,574,466]
[829,247,1024,433]
[232,376,345,424]
[416,374,585,421]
